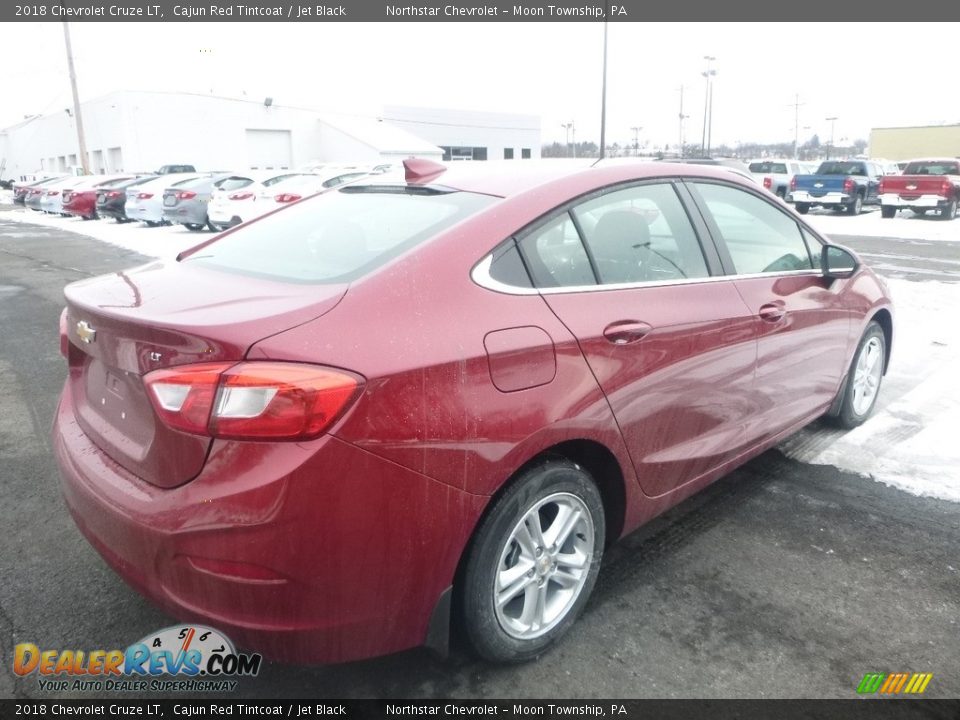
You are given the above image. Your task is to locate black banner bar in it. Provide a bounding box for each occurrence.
[1,0,954,22]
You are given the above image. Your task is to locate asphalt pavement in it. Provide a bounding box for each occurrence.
[1,214,958,700]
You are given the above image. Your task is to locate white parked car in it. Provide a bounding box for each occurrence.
[253,169,372,215]
[124,173,202,226]
[207,170,304,231]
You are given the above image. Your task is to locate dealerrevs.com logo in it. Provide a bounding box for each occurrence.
[14,625,262,693]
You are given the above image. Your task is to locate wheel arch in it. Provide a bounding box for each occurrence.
[443,438,627,658]
[870,307,893,374]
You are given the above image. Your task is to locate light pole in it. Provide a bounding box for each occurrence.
[701,56,717,157]
[678,85,688,158]
[631,126,643,157]
[561,122,576,158]
[599,16,609,159]
[826,116,838,160]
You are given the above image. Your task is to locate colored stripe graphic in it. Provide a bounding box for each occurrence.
[858,672,933,695]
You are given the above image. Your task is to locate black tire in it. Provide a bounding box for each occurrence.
[185,223,206,231]
[846,194,863,215]
[145,220,160,227]
[830,322,886,430]
[460,459,605,663]
[940,198,957,221]
[880,206,897,219]
[776,187,786,199]
[208,220,222,232]
[795,203,810,215]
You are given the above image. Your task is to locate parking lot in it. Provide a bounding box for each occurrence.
[1,205,958,700]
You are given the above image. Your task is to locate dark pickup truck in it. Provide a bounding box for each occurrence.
[788,160,884,215]
[878,158,960,220]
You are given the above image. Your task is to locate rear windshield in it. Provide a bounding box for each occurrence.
[903,161,960,176]
[182,186,496,283]
[816,162,866,176]
[216,176,256,191]
[749,162,788,174]
[262,173,300,187]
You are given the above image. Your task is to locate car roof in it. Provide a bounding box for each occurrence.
[351,159,754,200]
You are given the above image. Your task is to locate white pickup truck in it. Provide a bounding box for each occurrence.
[748,159,818,199]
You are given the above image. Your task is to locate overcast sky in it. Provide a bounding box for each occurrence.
[2,22,957,151]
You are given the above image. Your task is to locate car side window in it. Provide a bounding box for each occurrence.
[517,213,596,288]
[691,182,814,275]
[572,183,709,284]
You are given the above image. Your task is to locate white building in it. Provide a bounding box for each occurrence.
[4,92,551,182]
[381,105,541,162]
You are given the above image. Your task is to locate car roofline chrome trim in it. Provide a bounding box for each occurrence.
[471,254,824,296]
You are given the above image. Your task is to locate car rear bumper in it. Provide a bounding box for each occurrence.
[162,203,208,226]
[96,203,126,219]
[789,190,850,205]
[879,193,950,209]
[53,383,485,663]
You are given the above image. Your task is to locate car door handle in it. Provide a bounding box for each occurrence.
[603,320,653,345]
[758,302,786,323]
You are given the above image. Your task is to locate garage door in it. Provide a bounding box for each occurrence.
[245,129,293,170]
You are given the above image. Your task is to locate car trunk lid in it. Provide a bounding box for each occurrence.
[63,260,347,488]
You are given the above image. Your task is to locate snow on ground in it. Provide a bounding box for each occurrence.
[0,207,213,261]
[779,277,960,502]
[2,206,959,501]
[805,206,960,242]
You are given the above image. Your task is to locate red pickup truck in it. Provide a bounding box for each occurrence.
[879,158,960,220]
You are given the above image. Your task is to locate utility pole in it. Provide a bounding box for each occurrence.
[599,16,609,160]
[788,93,805,160]
[62,22,89,175]
[631,126,642,157]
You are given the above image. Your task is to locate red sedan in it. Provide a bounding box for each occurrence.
[54,159,893,664]
[62,175,136,220]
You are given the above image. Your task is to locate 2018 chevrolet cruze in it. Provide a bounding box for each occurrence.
[54,159,893,664]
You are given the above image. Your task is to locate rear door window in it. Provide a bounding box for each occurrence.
[573,183,709,284]
[517,213,596,288]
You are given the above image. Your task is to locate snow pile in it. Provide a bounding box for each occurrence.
[805,207,960,242]
[780,278,960,502]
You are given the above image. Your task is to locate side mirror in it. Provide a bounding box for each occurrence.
[822,244,858,279]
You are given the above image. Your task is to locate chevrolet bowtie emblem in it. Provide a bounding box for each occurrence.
[76,320,97,344]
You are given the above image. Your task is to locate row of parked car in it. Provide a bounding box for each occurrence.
[747,156,960,219]
[11,164,382,231]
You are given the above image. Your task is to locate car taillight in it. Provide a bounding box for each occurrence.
[144,361,363,440]
[878,179,885,194]
[137,192,153,199]
[790,176,797,191]
[176,190,197,200]
[940,180,952,197]
[229,192,254,200]
[107,191,121,198]
[274,193,302,203]
[763,177,772,190]
[47,190,59,196]
[843,178,855,193]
